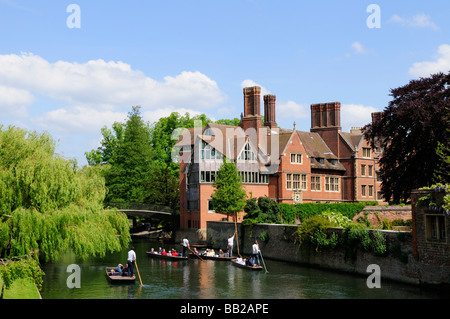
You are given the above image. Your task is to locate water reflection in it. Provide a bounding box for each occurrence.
[39,239,444,299]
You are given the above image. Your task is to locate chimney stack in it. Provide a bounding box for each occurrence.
[243,86,261,117]
[264,94,277,129]
[371,112,383,125]
[310,102,341,130]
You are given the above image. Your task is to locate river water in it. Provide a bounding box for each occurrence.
[39,239,443,299]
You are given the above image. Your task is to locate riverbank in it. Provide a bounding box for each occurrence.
[0,278,41,299]
[204,221,449,293]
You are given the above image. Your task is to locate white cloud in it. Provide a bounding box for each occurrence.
[341,104,378,131]
[389,13,439,30]
[34,106,127,133]
[0,85,34,116]
[143,107,204,124]
[351,42,366,54]
[0,52,228,133]
[409,44,450,78]
[277,101,309,120]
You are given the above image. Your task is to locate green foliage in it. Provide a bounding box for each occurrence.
[0,125,130,290]
[0,256,44,292]
[210,161,247,218]
[214,118,241,126]
[363,72,450,203]
[342,223,387,260]
[295,216,338,252]
[279,203,365,224]
[150,112,212,176]
[243,196,281,225]
[104,106,154,202]
[259,231,269,243]
[417,183,450,218]
[319,211,352,227]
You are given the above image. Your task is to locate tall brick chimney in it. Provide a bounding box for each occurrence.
[241,86,263,131]
[310,102,342,156]
[371,112,383,125]
[264,94,277,129]
[310,102,341,129]
[243,86,261,117]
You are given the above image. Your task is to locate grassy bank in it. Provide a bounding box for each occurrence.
[0,277,41,299]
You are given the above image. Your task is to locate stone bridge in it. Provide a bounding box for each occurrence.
[104,202,176,222]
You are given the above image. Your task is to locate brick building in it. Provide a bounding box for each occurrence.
[175,86,385,229]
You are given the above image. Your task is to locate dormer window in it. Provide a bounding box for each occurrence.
[317,158,324,164]
[238,143,256,161]
[329,159,338,166]
[200,141,222,160]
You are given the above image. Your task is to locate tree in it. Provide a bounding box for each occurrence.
[85,122,124,166]
[215,118,241,126]
[0,125,130,295]
[150,112,211,176]
[434,104,450,182]
[104,106,154,202]
[243,196,282,225]
[363,72,450,203]
[210,160,247,221]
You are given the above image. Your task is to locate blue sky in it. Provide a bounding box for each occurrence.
[0,1,449,165]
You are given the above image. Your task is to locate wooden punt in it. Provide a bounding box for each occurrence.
[231,259,263,271]
[188,253,234,261]
[146,251,188,260]
[105,267,136,283]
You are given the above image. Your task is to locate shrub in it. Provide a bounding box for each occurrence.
[243,196,281,225]
[279,203,365,224]
[295,216,338,252]
[342,223,387,260]
[319,211,352,227]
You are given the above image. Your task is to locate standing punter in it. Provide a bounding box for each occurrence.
[227,231,236,257]
[182,236,190,257]
[252,239,261,266]
[127,246,136,277]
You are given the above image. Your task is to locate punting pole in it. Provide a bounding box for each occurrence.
[135,259,144,286]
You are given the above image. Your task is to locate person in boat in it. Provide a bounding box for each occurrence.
[218,249,225,257]
[149,248,157,254]
[115,264,123,275]
[158,247,163,254]
[227,231,236,257]
[246,256,254,267]
[206,249,215,257]
[182,236,190,257]
[122,264,130,276]
[236,257,245,265]
[127,246,136,277]
[172,249,179,256]
[193,248,200,255]
[252,239,261,266]
[161,248,167,256]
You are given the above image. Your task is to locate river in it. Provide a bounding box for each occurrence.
[39,239,443,299]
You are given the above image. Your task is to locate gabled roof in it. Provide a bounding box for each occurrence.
[297,131,346,172]
[339,131,364,152]
[175,123,347,172]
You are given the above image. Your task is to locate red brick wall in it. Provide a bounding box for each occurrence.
[411,190,450,275]
[353,206,412,226]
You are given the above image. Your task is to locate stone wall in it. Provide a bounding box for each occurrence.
[411,189,450,285]
[353,205,412,227]
[206,220,447,288]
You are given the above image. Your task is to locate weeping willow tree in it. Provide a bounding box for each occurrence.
[0,125,130,295]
